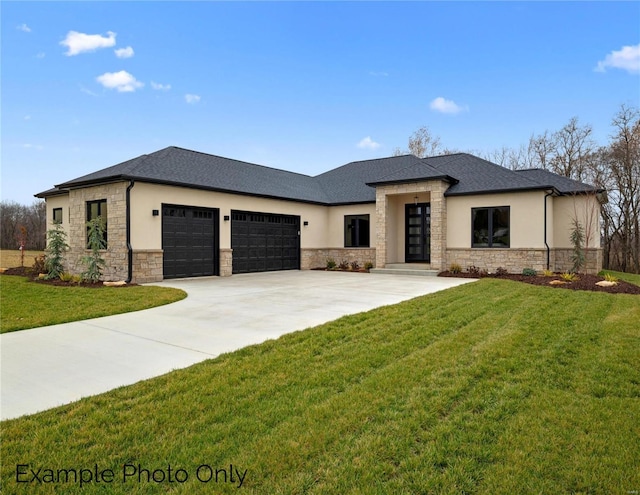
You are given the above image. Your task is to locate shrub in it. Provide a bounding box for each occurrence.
[560,272,578,282]
[495,266,508,276]
[338,259,349,270]
[542,269,554,277]
[479,269,489,277]
[350,260,360,271]
[59,272,74,283]
[44,223,69,280]
[570,218,585,273]
[603,273,619,283]
[32,254,46,275]
[326,258,337,269]
[81,217,106,282]
[364,261,374,271]
[449,263,462,274]
[467,265,480,276]
[522,268,537,276]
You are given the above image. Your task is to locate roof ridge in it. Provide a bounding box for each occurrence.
[168,146,315,179]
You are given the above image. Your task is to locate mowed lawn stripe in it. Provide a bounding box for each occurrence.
[2,279,638,494]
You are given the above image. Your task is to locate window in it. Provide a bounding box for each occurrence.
[53,208,63,224]
[472,207,509,248]
[86,199,107,248]
[345,214,370,247]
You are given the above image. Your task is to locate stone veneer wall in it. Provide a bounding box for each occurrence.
[447,247,603,275]
[220,248,233,277]
[131,250,163,283]
[66,182,129,281]
[375,180,447,270]
[301,248,376,270]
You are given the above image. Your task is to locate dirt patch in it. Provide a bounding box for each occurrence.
[439,271,640,295]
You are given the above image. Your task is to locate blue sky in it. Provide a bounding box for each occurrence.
[2,1,639,205]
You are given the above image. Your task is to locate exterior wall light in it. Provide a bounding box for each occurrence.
[152,209,159,216]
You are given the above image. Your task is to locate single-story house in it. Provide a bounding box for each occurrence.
[36,146,605,283]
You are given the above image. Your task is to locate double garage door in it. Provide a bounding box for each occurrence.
[162,205,300,278]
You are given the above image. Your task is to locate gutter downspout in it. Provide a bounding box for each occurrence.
[544,190,553,270]
[125,180,135,283]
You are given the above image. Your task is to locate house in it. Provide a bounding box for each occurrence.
[36,146,605,283]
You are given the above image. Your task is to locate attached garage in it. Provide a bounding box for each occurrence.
[162,204,219,278]
[231,210,300,274]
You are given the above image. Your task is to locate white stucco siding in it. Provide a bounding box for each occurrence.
[446,191,547,249]
[326,204,376,248]
[129,182,330,250]
[552,195,601,249]
[44,194,70,235]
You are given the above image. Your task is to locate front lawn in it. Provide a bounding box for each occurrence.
[0,276,186,333]
[1,278,638,493]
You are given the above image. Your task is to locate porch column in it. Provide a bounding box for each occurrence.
[430,181,447,271]
[375,187,389,268]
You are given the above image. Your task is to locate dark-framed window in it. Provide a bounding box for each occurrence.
[472,206,509,248]
[53,208,63,224]
[345,214,370,248]
[86,199,107,248]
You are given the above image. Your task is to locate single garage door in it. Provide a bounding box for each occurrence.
[162,204,219,278]
[231,210,300,274]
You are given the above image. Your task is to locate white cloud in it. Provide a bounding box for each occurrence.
[357,136,381,150]
[96,71,143,92]
[17,24,31,33]
[60,30,116,56]
[80,85,100,97]
[22,143,43,150]
[595,44,640,74]
[185,94,201,104]
[114,46,134,59]
[36,52,46,59]
[429,96,468,115]
[151,81,171,91]
[369,71,389,77]
[24,115,31,121]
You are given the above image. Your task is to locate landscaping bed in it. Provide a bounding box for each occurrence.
[1,266,134,288]
[439,270,640,295]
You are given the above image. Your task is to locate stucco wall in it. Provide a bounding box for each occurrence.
[552,195,601,249]
[44,194,71,236]
[446,190,547,249]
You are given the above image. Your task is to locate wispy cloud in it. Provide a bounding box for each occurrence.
[22,143,43,150]
[17,23,31,33]
[369,71,389,77]
[60,30,116,56]
[429,96,468,115]
[114,46,134,59]
[36,52,46,59]
[24,115,31,121]
[185,94,201,104]
[357,136,381,150]
[96,71,143,92]
[595,43,640,74]
[80,85,100,97]
[151,81,171,91]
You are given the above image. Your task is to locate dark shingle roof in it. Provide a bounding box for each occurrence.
[36,146,602,202]
[514,168,603,195]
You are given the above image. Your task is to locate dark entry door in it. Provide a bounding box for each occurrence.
[405,203,431,263]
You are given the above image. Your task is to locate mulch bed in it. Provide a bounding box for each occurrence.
[0,266,135,288]
[439,271,640,295]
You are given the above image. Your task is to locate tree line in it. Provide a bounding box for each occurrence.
[0,200,47,251]
[396,104,640,274]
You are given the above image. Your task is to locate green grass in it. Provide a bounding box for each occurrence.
[0,276,186,333]
[600,269,640,287]
[2,279,639,494]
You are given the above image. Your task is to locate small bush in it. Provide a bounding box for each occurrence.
[495,266,508,276]
[542,269,554,277]
[449,263,462,274]
[479,269,489,277]
[326,258,337,269]
[467,265,480,276]
[350,260,360,271]
[560,272,578,282]
[32,255,46,275]
[338,260,349,270]
[364,261,374,271]
[522,268,537,277]
[603,273,619,283]
[59,272,74,282]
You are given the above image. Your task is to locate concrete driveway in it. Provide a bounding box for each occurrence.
[1,271,474,420]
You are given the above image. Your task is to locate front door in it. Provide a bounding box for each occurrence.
[405,203,431,263]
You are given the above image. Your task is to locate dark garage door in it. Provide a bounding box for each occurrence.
[231,210,300,274]
[162,205,219,278]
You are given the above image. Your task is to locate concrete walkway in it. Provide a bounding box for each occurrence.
[1,271,474,420]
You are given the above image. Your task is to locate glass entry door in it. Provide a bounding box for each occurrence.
[405,203,431,263]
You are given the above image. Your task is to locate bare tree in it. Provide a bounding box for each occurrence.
[0,200,46,250]
[394,126,444,158]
